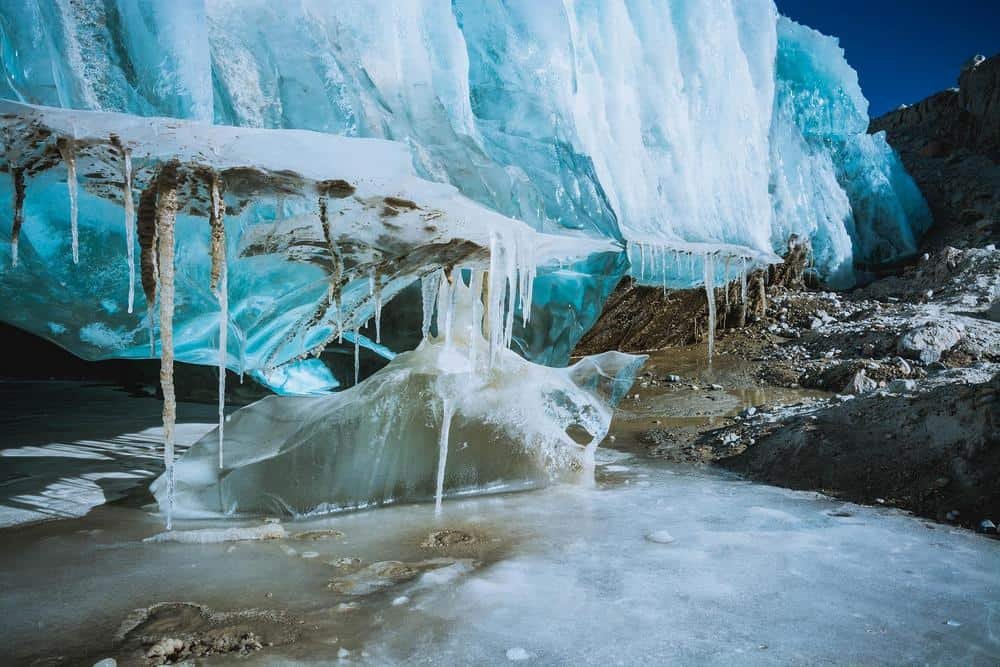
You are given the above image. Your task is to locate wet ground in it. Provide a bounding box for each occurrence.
[1,378,998,665]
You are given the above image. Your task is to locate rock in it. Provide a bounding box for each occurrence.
[888,379,917,393]
[897,321,964,363]
[978,519,997,534]
[392,596,410,606]
[709,383,723,391]
[846,370,878,395]
[645,530,675,544]
[664,374,682,383]
[740,406,757,418]
[338,647,350,658]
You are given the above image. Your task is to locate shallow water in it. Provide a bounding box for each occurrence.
[1,381,998,665]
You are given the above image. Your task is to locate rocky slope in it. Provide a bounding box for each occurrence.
[869,53,999,250]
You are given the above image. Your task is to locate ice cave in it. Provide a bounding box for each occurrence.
[1,1,998,665]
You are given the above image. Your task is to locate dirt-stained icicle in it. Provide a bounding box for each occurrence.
[10,167,25,267]
[155,160,181,529]
[208,171,225,291]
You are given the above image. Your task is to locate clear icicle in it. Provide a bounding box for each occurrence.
[487,232,503,367]
[59,139,79,264]
[217,265,228,469]
[123,149,136,313]
[639,243,645,279]
[469,269,484,369]
[434,398,455,515]
[740,257,748,304]
[703,253,716,360]
[421,270,443,341]
[353,324,360,385]
[723,256,732,310]
[439,270,455,349]
[155,163,180,530]
[371,270,383,344]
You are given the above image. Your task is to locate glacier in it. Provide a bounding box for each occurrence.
[0,1,933,516]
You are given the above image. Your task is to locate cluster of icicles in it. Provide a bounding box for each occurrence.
[8,142,227,529]
[6,136,541,528]
[629,241,757,359]
[419,237,537,514]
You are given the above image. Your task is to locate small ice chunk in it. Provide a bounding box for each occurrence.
[645,530,675,544]
[338,647,350,658]
[302,551,320,559]
[93,660,117,667]
[392,595,410,606]
[506,647,533,661]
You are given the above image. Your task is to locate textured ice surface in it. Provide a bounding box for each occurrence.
[1,0,929,298]
[153,273,645,517]
[0,101,614,394]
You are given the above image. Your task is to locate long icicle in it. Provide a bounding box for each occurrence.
[208,171,227,470]
[353,324,360,385]
[703,252,716,360]
[10,167,25,267]
[123,148,136,313]
[434,398,455,515]
[58,139,79,264]
[156,162,180,529]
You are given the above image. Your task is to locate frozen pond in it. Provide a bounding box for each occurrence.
[0,382,998,665]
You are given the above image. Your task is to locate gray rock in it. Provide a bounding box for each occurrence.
[897,321,964,363]
[664,374,682,383]
[979,519,997,534]
[846,370,878,395]
[888,379,918,393]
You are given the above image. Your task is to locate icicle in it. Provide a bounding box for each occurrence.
[9,167,25,267]
[353,324,360,385]
[469,269,484,369]
[217,265,228,470]
[639,243,645,279]
[740,257,748,304]
[421,270,443,340]
[123,148,136,313]
[208,171,228,470]
[502,233,517,354]
[703,253,716,360]
[438,270,455,349]
[660,247,668,295]
[434,398,455,515]
[371,269,383,344]
[723,255,732,309]
[155,161,180,529]
[487,232,504,367]
[58,139,79,264]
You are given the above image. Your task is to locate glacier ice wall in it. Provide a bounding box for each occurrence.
[0,0,932,379]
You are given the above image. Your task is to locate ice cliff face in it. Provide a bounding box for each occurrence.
[1,0,931,379]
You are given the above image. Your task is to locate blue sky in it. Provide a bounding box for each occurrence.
[775,0,1000,117]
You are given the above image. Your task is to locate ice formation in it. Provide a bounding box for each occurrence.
[0,1,935,516]
[152,273,645,518]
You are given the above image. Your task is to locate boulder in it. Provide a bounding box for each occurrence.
[897,321,964,363]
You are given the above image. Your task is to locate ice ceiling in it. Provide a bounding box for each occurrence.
[0,1,932,517]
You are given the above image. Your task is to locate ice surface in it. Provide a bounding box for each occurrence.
[152,274,646,518]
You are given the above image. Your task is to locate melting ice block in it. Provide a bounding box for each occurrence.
[153,274,645,518]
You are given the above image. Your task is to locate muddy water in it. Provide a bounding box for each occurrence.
[1,378,999,665]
